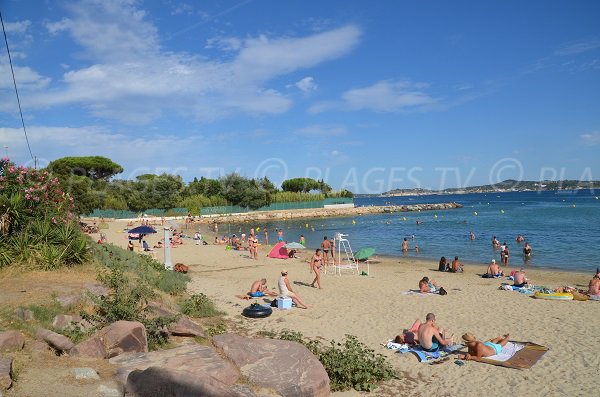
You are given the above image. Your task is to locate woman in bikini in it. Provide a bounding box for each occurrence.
[310,249,324,289]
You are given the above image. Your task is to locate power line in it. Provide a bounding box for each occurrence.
[0,10,35,163]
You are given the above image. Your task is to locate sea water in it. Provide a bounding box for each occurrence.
[222,190,600,273]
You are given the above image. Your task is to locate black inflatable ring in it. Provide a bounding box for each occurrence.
[242,303,272,318]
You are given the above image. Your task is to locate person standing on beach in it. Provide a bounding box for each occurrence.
[300,234,305,246]
[277,229,284,242]
[402,238,409,253]
[310,249,324,289]
[264,229,269,245]
[249,234,259,260]
[321,237,331,266]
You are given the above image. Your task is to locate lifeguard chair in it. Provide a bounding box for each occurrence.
[330,233,358,275]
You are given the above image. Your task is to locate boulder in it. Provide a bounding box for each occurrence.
[70,337,107,359]
[97,321,148,358]
[0,331,25,352]
[147,302,178,318]
[14,308,34,321]
[124,367,251,397]
[213,333,330,397]
[71,367,100,380]
[167,316,206,337]
[52,314,83,330]
[0,358,12,390]
[109,344,239,388]
[98,383,122,397]
[30,340,50,353]
[36,328,74,352]
[85,283,109,298]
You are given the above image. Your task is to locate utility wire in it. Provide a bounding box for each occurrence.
[1,10,35,162]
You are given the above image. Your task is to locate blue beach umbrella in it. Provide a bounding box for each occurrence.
[128,225,157,234]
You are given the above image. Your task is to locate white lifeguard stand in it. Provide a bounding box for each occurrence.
[331,233,358,275]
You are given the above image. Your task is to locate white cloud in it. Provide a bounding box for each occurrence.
[580,131,600,146]
[3,20,31,33]
[294,77,318,93]
[554,39,600,56]
[15,1,362,124]
[310,80,438,114]
[296,125,347,136]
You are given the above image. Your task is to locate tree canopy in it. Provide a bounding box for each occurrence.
[281,177,331,193]
[47,156,124,180]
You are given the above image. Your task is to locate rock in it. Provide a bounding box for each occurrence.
[0,331,25,352]
[124,367,250,397]
[14,308,34,321]
[71,367,100,380]
[56,295,82,308]
[97,321,148,358]
[0,358,12,390]
[30,340,49,353]
[167,316,206,337]
[70,337,107,359]
[109,344,239,389]
[36,328,74,352]
[85,283,109,297]
[214,333,330,397]
[147,302,178,317]
[98,384,122,397]
[52,314,83,330]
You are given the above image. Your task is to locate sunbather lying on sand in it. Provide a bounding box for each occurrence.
[459,332,510,361]
[419,277,440,293]
[394,319,421,344]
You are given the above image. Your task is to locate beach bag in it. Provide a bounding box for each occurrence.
[438,287,448,296]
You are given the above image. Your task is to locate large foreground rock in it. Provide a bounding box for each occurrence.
[213,333,330,397]
[70,337,107,359]
[36,328,74,352]
[0,331,25,352]
[167,316,206,337]
[0,358,12,390]
[110,344,248,396]
[124,367,254,397]
[97,321,148,358]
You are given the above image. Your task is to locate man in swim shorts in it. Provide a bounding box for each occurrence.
[459,332,510,361]
[248,278,277,297]
[417,313,453,352]
[321,236,331,266]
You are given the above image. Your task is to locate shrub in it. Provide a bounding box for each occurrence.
[275,330,397,392]
[206,322,227,337]
[179,293,223,318]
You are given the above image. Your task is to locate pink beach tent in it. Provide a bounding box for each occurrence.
[268,242,289,259]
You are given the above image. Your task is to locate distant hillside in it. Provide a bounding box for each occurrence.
[381,180,599,196]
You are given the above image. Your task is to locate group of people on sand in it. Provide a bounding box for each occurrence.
[246,270,311,309]
[395,313,511,361]
[438,256,464,273]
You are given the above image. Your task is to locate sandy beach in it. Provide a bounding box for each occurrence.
[101,219,599,396]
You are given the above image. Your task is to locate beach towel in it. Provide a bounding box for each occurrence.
[477,341,549,369]
[397,344,464,363]
[402,290,439,296]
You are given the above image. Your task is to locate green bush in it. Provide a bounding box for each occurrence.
[90,243,189,295]
[272,191,324,203]
[179,293,223,318]
[275,330,397,392]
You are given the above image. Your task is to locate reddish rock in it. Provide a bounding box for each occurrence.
[0,358,12,390]
[36,328,74,352]
[147,302,178,318]
[0,331,25,352]
[109,344,239,388]
[124,367,251,397]
[167,316,206,337]
[213,333,330,397]
[97,321,148,358]
[30,341,49,353]
[71,337,107,359]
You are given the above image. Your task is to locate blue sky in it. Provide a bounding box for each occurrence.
[1,0,599,193]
